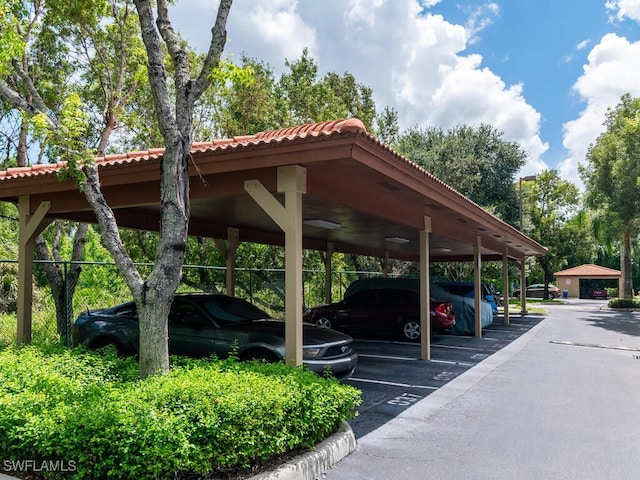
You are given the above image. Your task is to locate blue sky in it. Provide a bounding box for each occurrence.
[172,0,640,187]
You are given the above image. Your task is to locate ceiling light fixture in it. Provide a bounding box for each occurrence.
[434,247,452,253]
[303,219,342,229]
[385,236,410,244]
[378,181,400,191]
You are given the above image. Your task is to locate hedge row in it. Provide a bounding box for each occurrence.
[0,344,361,479]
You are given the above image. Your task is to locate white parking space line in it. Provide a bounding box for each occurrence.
[431,359,474,367]
[355,338,498,352]
[358,353,474,367]
[432,344,488,352]
[359,353,417,361]
[550,340,640,352]
[349,377,439,390]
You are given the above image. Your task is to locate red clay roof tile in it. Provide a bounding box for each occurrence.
[554,264,621,277]
[0,119,367,182]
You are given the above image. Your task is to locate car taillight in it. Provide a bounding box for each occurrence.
[435,302,452,316]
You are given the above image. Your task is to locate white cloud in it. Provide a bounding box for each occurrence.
[345,0,385,29]
[606,0,640,23]
[576,39,591,51]
[560,33,640,187]
[171,0,547,174]
[464,2,500,45]
[429,57,548,173]
[229,1,317,63]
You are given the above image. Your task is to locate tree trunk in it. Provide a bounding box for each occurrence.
[136,137,190,376]
[621,230,633,298]
[34,222,88,339]
[17,117,28,167]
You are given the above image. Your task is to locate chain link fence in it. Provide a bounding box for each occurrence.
[0,259,380,347]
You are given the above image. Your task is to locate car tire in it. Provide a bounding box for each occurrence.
[401,319,421,341]
[314,316,333,329]
[547,293,555,300]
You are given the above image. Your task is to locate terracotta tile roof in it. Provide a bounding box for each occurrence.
[0,118,368,182]
[554,264,621,277]
[0,116,476,216]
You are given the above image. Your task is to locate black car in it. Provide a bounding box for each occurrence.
[303,287,456,342]
[72,293,358,380]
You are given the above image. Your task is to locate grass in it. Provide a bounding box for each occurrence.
[504,297,555,315]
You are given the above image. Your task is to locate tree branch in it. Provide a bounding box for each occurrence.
[133,0,176,139]
[192,0,233,101]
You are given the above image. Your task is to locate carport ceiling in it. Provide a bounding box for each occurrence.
[0,119,546,262]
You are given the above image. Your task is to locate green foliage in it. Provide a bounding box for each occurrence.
[0,345,361,479]
[522,170,590,286]
[582,94,640,227]
[196,50,380,139]
[608,297,640,309]
[374,106,400,145]
[395,123,526,225]
[277,48,377,130]
[0,1,27,75]
[0,204,18,313]
[581,94,640,297]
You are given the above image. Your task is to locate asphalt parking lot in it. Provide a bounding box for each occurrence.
[343,315,544,437]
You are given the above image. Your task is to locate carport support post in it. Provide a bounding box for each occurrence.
[502,249,510,325]
[474,238,482,338]
[215,227,239,296]
[419,216,432,360]
[244,165,306,366]
[16,196,51,345]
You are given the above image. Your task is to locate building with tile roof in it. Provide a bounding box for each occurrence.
[554,264,621,299]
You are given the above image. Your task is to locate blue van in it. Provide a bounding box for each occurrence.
[435,281,499,316]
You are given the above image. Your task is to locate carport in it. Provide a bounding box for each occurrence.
[554,264,621,298]
[0,118,546,363]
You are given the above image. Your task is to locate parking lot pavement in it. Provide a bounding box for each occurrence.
[344,316,543,437]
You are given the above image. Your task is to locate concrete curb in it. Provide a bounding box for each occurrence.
[249,422,356,480]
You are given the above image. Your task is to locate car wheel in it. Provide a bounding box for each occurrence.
[241,349,280,363]
[314,316,333,329]
[401,319,421,341]
[547,293,555,300]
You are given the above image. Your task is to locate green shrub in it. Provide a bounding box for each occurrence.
[608,297,640,309]
[0,345,361,479]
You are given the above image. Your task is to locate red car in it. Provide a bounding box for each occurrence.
[304,287,455,342]
[590,288,608,299]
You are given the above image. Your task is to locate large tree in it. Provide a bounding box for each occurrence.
[581,93,640,299]
[277,48,376,130]
[0,0,150,340]
[394,124,526,225]
[521,170,588,298]
[0,0,233,377]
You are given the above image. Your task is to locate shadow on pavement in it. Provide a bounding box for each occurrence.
[581,310,640,337]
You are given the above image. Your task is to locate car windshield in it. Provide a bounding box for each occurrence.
[200,296,270,324]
